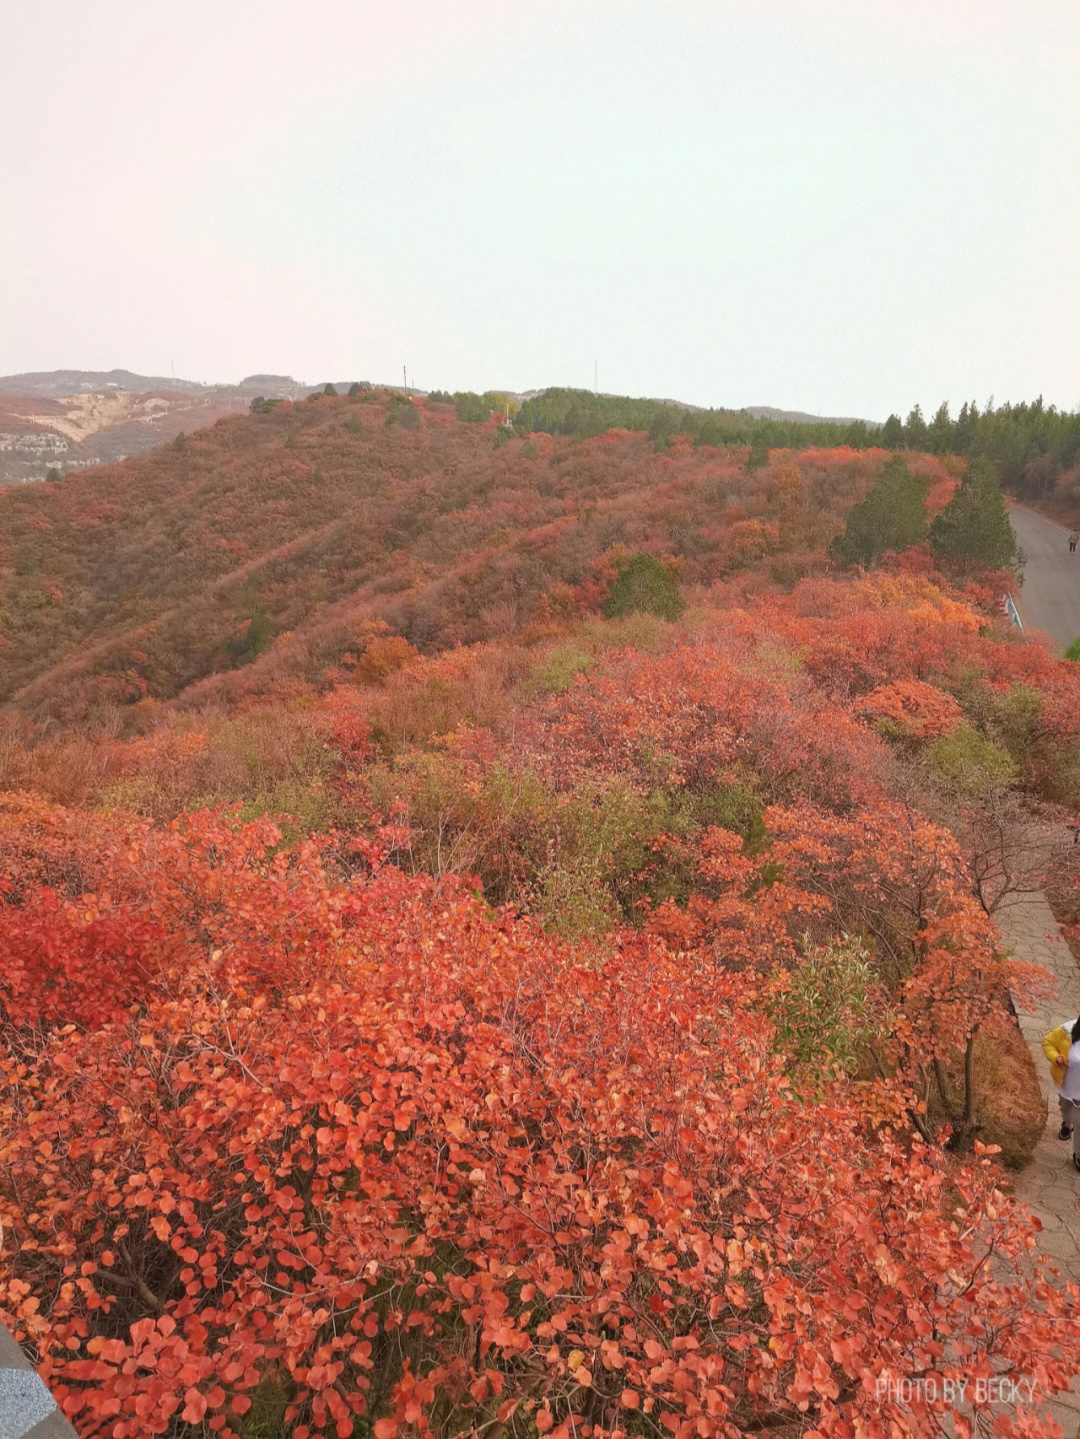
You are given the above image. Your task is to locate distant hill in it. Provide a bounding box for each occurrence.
[493,390,875,428]
[743,405,879,427]
[0,369,215,398]
[0,385,248,485]
[238,374,307,395]
[629,397,875,427]
[514,387,881,448]
[0,369,311,399]
[0,370,310,484]
[0,387,899,721]
[0,372,882,485]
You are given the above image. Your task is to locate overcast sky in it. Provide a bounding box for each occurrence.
[3,1,1078,420]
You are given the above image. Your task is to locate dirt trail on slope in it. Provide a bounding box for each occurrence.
[5,515,346,711]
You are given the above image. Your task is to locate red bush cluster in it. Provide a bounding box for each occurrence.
[3,807,1076,1437]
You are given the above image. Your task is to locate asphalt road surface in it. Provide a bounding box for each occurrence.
[1007,505,1080,655]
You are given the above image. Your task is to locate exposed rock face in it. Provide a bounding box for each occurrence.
[0,371,354,484]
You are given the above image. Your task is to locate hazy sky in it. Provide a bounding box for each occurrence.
[4,1,1079,420]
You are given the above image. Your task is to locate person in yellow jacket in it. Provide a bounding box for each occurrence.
[1043,1018,1080,1165]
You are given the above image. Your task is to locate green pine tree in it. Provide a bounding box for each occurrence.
[829,458,927,567]
[880,414,904,449]
[454,392,488,423]
[929,458,1020,571]
[603,554,685,620]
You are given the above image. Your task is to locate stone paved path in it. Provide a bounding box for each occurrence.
[0,1325,78,1439]
[998,888,1080,1436]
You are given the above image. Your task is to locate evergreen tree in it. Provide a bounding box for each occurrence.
[745,442,769,474]
[929,458,1020,571]
[603,554,685,620]
[881,414,904,449]
[226,608,270,666]
[648,409,676,452]
[904,404,928,450]
[927,402,952,455]
[830,458,927,567]
[454,392,488,423]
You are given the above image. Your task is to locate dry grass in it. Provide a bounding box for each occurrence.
[937,1024,1046,1168]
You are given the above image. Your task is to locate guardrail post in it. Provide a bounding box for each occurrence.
[1004,594,1025,633]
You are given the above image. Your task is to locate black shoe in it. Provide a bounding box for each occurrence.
[1072,1153,1080,1173]
[1061,1123,1074,1141]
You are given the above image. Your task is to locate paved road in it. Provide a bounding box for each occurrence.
[1008,506,1080,654]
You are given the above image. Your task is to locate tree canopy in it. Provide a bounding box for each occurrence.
[453,392,489,423]
[603,553,685,620]
[930,457,1021,571]
[830,457,927,567]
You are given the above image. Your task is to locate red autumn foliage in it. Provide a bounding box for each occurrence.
[0,398,903,721]
[2,808,1077,1438]
[857,678,965,737]
[5,413,1080,1436]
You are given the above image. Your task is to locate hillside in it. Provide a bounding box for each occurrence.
[8,395,1080,1434]
[0,369,226,398]
[1,388,937,722]
[515,386,882,448]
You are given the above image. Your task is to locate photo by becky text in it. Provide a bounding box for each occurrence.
[875,1374,1038,1408]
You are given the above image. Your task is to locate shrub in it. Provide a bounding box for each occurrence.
[771,935,880,1080]
[14,545,37,576]
[386,394,420,429]
[528,642,594,695]
[355,635,419,685]
[928,722,1017,795]
[982,682,1042,764]
[1054,746,1080,808]
[225,609,271,667]
[5,820,1064,1436]
[603,553,685,620]
[745,441,769,473]
[952,676,1042,766]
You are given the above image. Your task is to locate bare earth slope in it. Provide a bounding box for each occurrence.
[1008,505,1080,653]
[0,372,308,485]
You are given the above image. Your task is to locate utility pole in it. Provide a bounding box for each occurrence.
[403,365,407,394]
